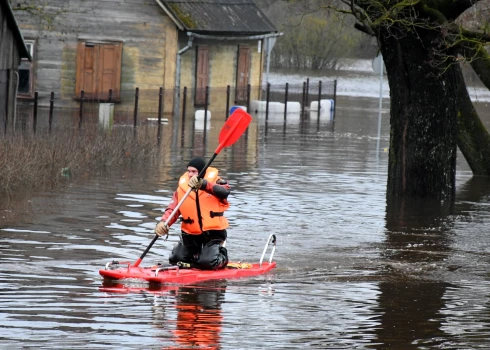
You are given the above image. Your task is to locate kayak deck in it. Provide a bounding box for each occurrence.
[99,234,277,285]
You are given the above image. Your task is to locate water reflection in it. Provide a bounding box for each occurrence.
[167,283,225,349]
[455,176,490,211]
[375,280,450,348]
[385,197,453,262]
[178,104,336,154]
[384,175,490,267]
[100,281,226,349]
[252,109,335,139]
[375,175,490,348]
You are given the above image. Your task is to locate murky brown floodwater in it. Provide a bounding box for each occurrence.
[2,92,490,349]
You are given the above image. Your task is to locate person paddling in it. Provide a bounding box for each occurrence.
[155,157,230,270]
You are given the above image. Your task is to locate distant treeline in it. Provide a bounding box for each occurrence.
[257,0,378,70]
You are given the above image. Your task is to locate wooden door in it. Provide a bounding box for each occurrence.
[236,46,250,102]
[76,42,97,98]
[195,47,209,105]
[99,44,122,100]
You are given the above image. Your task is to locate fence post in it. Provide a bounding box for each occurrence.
[317,81,322,123]
[225,85,230,120]
[158,87,163,124]
[133,87,139,128]
[306,78,310,111]
[156,87,163,142]
[265,83,270,122]
[301,82,306,118]
[246,84,251,112]
[284,83,289,123]
[33,91,38,134]
[333,79,337,120]
[79,90,84,130]
[49,92,54,133]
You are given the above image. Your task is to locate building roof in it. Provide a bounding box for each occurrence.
[1,1,31,60]
[158,0,277,35]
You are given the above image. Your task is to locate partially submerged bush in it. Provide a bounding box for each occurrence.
[0,126,166,194]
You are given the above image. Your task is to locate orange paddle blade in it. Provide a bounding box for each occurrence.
[216,109,252,153]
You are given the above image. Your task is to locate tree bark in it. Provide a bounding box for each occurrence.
[468,46,490,89]
[454,45,490,175]
[348,0,490,199]
[456,64,490,175]
[380,28,459,200]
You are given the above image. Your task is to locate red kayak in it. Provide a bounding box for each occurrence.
[99,234,276,285]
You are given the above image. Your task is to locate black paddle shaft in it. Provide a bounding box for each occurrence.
[198,153,218,179]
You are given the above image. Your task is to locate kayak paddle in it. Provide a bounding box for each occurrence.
[132,108,252,267]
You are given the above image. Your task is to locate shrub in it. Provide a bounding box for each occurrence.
[0,126,165,194]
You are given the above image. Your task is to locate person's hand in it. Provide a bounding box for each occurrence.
[155,221,169,237]
[188,175,203,190]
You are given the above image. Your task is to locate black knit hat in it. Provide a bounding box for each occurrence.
[187,157,206,174]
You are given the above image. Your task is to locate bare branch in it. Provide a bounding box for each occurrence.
[354,21,375,35]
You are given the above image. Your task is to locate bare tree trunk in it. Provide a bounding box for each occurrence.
[467,46,490,90]
[453,45,490,175]
[381,28,458,200]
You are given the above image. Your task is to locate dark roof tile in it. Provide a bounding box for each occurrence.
[161,0,277,35]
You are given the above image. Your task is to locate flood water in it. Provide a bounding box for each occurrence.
[2,65,490,349]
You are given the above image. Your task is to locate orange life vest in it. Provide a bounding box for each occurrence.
[177,167,229,234]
